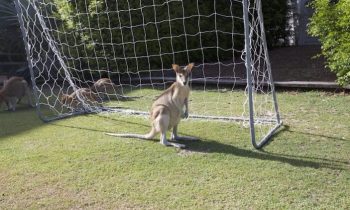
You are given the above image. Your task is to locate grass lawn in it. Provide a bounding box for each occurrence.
[0,89,349,209]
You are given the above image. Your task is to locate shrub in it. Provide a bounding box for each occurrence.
[0,0,26,62]
[49,0,287,75]
[308,0,350,86]
[262,0,288,48]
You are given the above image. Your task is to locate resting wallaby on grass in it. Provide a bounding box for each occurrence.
[106,63,198,148]
[0,76,34,111]
[91,78,139,100]
[60,88,99,109]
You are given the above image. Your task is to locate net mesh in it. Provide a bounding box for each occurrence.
[15,0,280,144]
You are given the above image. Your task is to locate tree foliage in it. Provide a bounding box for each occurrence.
[0,0,25,62]
[45,0,287,75]
[309,0,350,86]
[51,0,241,74]
[262,0,288,47]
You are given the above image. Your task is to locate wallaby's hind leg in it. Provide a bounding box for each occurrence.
[155,113,185,148]
[171,125,199,141]
[7,97,18,111]
[160,131,186,148]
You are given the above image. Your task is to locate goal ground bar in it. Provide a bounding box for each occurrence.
[101,107,278,124]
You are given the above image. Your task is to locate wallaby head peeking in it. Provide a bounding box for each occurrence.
[106,63,198,148]
[174,63,191,86]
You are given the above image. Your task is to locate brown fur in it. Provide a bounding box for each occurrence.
[91,78,140,100]
[150,81,189,128]
[91,78,119,95]
[106,63,197,148]
[60,88,99,109]
[0,76,34,111]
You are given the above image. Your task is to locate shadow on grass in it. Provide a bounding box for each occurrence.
[51,114,151,134]
[260,125,349,164]
[0,106,43,139]
[282,125,349,142]
[182,124,348,170]
[183,139,347,171]
[52,117,348,171]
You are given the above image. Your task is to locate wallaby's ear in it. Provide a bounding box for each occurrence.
[186,63,195,72]
[172,64,180,73]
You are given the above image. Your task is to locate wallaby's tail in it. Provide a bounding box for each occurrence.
[105,127,156,140]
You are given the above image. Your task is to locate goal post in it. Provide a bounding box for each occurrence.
[14,0,282,149]
[242,0,282,148]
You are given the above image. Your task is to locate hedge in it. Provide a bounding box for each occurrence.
[49,0,287,75]
[309,0,350,86]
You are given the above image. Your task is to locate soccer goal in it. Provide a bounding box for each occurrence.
[14,0,282,148]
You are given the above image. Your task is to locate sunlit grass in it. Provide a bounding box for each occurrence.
[0,90,349,209]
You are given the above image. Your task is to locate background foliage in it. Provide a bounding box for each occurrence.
[49,0,287,74]
[0,0,288,76]
[309,0,350,86]
[51,0,242,74]
[262,0,288,47]
[0,0,25,63]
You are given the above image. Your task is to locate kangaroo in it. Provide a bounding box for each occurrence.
[60,88,99,109]
[0,76,34,111]
[91,78,139,100]
[106,63,198,148]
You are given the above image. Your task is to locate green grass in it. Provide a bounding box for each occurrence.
[0,90,349,209]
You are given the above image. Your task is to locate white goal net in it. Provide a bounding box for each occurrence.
[15,0,282,148]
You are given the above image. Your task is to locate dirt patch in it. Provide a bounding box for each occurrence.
[177,149,209,157]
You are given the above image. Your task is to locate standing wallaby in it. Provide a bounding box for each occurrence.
[0,76,34,111]
[106,63,198,148]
